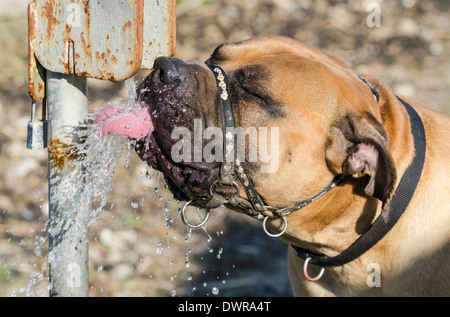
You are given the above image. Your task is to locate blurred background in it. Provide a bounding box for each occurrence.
[0,0,449,296]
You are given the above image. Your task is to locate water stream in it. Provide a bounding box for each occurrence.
[9,78,227,296]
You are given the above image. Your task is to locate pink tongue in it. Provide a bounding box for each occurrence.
[95,103,154,140]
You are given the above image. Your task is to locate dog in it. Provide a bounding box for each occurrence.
[130,36,449,296]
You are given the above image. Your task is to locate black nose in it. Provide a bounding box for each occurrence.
[153,57,181,83]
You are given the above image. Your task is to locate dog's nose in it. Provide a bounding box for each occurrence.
[153,57,180,83]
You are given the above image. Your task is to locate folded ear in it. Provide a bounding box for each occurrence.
[326,112,397,222]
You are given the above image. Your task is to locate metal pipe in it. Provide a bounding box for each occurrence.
[47,71,89,297]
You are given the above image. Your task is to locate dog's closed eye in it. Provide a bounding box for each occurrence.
[231,66,285,118]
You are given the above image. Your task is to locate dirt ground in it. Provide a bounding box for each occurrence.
[0,0,449,297]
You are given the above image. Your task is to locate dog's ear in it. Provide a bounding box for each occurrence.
[326,112,397,222]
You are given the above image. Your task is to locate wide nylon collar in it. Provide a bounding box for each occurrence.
[293,95,426,268]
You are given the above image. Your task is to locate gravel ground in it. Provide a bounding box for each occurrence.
[0,0,449,297]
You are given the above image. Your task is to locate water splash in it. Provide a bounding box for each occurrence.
[13,79,139,296]
[15,77,231,297]
[51,78,141,232]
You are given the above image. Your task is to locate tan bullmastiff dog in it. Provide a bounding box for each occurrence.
[124,36,449,296]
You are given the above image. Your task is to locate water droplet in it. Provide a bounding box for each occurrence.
[185,228,193,242]
[212,287,219,295]
[156,241,164,255]
[217,247,223,259]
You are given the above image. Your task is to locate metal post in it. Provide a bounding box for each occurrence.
[28,0,176,297]
[47,71,89,297]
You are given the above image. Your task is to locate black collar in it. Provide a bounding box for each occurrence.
[292,95,426,268]
[205,64,267,215]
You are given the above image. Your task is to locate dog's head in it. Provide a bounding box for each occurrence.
[135,36,396,218]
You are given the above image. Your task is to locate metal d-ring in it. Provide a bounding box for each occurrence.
[262,216,287,238]
[181,200,210,229]
[303,257,325,282]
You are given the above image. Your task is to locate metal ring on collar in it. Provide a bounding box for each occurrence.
[181,200,210,229]
[209,180,240,197]
[262,216,287,238]
[303,257,325,282]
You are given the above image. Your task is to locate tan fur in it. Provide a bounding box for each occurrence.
[209,36,450,296]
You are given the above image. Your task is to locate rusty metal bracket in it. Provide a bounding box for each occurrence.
[28,0,176,101]
[28,2,46,101]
